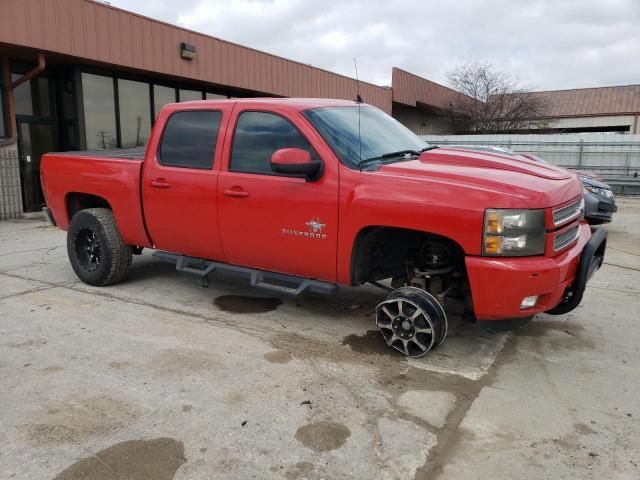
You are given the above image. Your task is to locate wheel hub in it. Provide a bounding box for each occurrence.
[392,316,416,340]
[75,227,102,272]
[87,241,99,262]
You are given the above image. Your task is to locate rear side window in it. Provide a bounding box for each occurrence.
[230,111,318,174]
[159,110,222,169]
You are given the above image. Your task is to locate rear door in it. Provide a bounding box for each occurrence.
[142,104,232,260]
[217,104,339,282]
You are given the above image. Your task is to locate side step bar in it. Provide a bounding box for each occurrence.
[153,251,338,296]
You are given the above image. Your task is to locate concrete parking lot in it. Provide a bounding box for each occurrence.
[1,199,639,480]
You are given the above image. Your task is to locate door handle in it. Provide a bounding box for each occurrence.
[150,179,171,188]
[224,188,249,198]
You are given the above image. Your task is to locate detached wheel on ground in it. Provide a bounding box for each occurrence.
[67,208,132,286]
[375,286,448,358]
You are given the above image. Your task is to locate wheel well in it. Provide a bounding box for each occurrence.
[350,226,466,285]
[66,193,111,221]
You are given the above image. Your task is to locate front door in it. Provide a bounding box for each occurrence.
[217,106,339,282]
[12,67,59,212]
[141,106,231,260]
[17,121,57,212]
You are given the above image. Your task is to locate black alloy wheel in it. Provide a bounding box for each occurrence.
[74,227,102,272]
[375,287,448,357]
[67,208,132,286]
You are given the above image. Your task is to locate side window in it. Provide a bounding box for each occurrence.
[159,110,222,169]
[230,111,319,174]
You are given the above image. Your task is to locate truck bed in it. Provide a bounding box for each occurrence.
[57,146,146,160]
[41,149,150,247]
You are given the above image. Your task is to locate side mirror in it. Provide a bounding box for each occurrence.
[270,148,322,181]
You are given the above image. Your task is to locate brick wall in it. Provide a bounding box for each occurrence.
[0,146,23,220]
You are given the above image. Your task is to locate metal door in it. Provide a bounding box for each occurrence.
[17,121,57,212]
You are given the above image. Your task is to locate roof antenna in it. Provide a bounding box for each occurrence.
[354,57,363,166]
[354,57,363,104]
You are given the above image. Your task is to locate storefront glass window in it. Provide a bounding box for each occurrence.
[153,85,175,119]
[11,74,51,117]
[118,79,151,148]
[82,73,117,150]
[179,89,203,102]
[206,92,227,100]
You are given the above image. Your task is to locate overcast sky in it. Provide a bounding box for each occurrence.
[110,0,640,91]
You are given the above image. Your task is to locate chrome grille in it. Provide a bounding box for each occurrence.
[553,200,582,226]
[554,225,579,252]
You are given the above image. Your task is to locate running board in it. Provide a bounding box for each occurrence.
[152,251,338,296]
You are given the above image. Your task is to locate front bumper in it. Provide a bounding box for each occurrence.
[465,223,606,321]
[584,191,616,224]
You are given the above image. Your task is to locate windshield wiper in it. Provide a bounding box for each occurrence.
[380,146,436,158]
[421,145,439,152]
[358,152,415,171]
[376,145,439,160]
[359,146,439,171]
[380,149,422,159]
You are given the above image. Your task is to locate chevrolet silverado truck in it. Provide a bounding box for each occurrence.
[41,98,607,357]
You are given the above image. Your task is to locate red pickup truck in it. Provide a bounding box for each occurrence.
[41,98,607,357]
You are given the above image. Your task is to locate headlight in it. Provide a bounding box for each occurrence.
[583,184,612,197]
[583,184,604,195]
[483,209,546,256]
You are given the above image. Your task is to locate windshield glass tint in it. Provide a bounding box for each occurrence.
[303,106,428,168]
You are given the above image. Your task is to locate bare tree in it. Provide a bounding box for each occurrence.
[445,61,551,133]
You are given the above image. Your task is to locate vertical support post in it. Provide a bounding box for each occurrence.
[625,152,630,177]
[578,140,584,169]
[1,56,17,145]
[74,67,87,150]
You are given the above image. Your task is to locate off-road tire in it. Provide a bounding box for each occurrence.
[67,208,132,286]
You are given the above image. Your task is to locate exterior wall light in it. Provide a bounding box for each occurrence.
[180,43,196,60]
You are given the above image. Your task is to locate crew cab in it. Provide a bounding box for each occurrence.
[41,98,607,357]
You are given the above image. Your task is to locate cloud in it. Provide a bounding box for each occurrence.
[110,0,640,91]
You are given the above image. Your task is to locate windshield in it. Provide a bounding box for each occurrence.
[302,106,429,169]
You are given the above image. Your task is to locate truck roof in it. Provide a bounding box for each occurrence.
[48,99,366,162]
[177,97,363,111]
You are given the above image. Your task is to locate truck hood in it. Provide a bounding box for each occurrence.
[375,147,580,208]
[423,148,570,180]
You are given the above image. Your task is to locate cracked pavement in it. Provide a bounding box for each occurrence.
[1,198,639,479]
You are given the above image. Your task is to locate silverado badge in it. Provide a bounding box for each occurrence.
[305,218,326,234]
[282,218,327,240]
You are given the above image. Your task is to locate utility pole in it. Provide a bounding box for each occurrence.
[96,131,109,150]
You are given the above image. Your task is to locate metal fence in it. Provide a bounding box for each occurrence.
[422,133,640,178]
[0,148,24,220]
